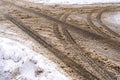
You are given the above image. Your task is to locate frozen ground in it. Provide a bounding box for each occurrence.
[25,0,120,4]
[0,22,71,80]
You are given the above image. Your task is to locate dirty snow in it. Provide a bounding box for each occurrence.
[25,0,120,4]
[102,12,120,34]
[103,12,120,25]
[0,37,70,80]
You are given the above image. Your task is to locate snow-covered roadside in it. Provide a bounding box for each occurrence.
[0,22,71,80]
[0,37,70,80]
[25,0,120,4]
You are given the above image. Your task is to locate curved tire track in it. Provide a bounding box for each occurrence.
[4,14,100,80]
[2,1,119,79]
[87,9,111,39]
[54,12,116,80]
[96,7,120,38]
[87,6,120,43]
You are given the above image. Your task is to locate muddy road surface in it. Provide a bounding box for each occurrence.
[0,0,120,80]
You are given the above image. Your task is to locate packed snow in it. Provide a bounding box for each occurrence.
[0,37,70,80]
[25,0,120,4]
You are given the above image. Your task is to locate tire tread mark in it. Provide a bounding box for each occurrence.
[5,1,106,41]
[2,1,117,79]
[96,7,120,38]
[60,13,77,44]
[53,24,64,40]
[87,9,111,38]
[4,14,100,80]
[61,13,116,80]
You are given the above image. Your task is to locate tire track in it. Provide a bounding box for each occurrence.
[96,7,120,38]
[3,0,106,41]
[2,0,120,42]
[63,14,115,80]
[5,0,117,46]
[87,8,111,39]
[4,14,100,80]
[87,6,120,43]
[53,13,66,44]
[59,13,116,80]
[2,1,119,79]
[53,24,63,40]
[60,12,76,44]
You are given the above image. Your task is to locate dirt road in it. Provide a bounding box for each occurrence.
[0,0,120,80]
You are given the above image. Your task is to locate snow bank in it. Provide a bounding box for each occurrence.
[0,37,70,80]
[26,0,120,4]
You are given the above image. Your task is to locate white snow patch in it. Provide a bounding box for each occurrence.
[0,37,70,80]
[102,12,120,34]
[103,12,120,25]
[25,0,120,4]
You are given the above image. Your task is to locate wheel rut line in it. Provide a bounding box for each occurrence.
[69,13,117,80]
[87,7,120,43]
[86,7,120,76]
[2,0,120,43]
[60,12,76,44]
[87,9,111,39]
[53,14,67,44]
[96,7,120,38]
[53,24,63,40]
[60,12,115,80]
[2,1,119,79]
[3,14,100,80]
[3,0,109,41]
